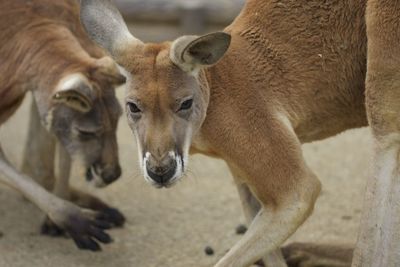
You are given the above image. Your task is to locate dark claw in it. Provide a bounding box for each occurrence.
[89,226,112,244]
[97,207,126,227]
[93,219,113,230]
[83,237,101,252]
[73,237,86,250]
[72,236,101,252]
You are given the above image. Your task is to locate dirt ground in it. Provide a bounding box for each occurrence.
[0,88,371,267]
[0,21,372,267]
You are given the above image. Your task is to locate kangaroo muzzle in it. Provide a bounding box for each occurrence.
[86,162,122,188]
[143,151,182,188]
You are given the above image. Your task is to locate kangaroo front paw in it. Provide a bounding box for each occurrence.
[70,189,126,227]
[42,206,125,238]
[49,203,113,252]
[97,207,126,227]
[64,211,113,252]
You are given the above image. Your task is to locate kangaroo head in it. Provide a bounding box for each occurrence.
[34,55,126,187]
[80,0,231,188]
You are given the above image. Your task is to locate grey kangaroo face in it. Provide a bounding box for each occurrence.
[43,58,126,187]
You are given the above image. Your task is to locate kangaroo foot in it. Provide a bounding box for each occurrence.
[282,242,353,267]
[41,189,125,237]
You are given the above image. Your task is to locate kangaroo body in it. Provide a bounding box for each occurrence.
[81,0,400,266]
[0,0,126,251]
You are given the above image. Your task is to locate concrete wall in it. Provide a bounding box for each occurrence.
[115,0,245,42]
[115,0,244,25]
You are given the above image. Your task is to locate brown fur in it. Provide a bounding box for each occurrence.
[0,0,106,124]
[81,0,376,265]
[0,0,125,251]
[352,1,400,266]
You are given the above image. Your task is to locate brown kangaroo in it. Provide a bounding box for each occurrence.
[352,1,400,266]
[81,0,372,265]
[0,0,126,251]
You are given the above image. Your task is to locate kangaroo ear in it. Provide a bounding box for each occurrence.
[170,32,231,73]
[80,0,142,63]
[52,73,94,113]
[92,57,126,86]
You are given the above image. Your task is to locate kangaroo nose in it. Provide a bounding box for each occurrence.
[146,160,177,185]
[101,164,122,185]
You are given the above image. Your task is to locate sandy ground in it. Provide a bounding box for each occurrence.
[0,21,372,267]
[0,88,372,267]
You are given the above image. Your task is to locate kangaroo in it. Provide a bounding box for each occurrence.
[81,0,369,265]
[0,0,126,251]
[352,1,400,266]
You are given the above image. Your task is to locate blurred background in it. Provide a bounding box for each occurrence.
[116,0,245,41]
[0,1,370,266]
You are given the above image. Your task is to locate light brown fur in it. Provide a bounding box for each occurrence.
[81,0,375,266]
[0,1,98,123]
[353,1,400,266]
[0,0,126,251]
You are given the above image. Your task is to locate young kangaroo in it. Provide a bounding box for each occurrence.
[81,0,369,265]
[0,0,126,251]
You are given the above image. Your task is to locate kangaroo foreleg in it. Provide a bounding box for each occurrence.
[235,182,287,267]
[21,97,56,190]
[213,114,321,267]
[0,144,112,251]
[354,1,400,265]
[41,142,72,236]
[53,142,71,199]
[215,169,320,267]
[42,142,125,236]
[353,144,400,266]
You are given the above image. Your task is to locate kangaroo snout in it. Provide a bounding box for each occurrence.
[145,153,178,186]
[101,164,122,185]
[87,162,122,187]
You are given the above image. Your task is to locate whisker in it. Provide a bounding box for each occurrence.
[181,167,200,186]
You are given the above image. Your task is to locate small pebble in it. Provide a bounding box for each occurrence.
[341,215,352,221]
[254,259,265,266]
[236,224,248,235]
[204,246,214,256]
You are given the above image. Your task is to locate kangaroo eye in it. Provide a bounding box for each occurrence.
[78,130,97,138]
[179,99,193,111]
[76,128,103,140]
[127,102,141,113]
